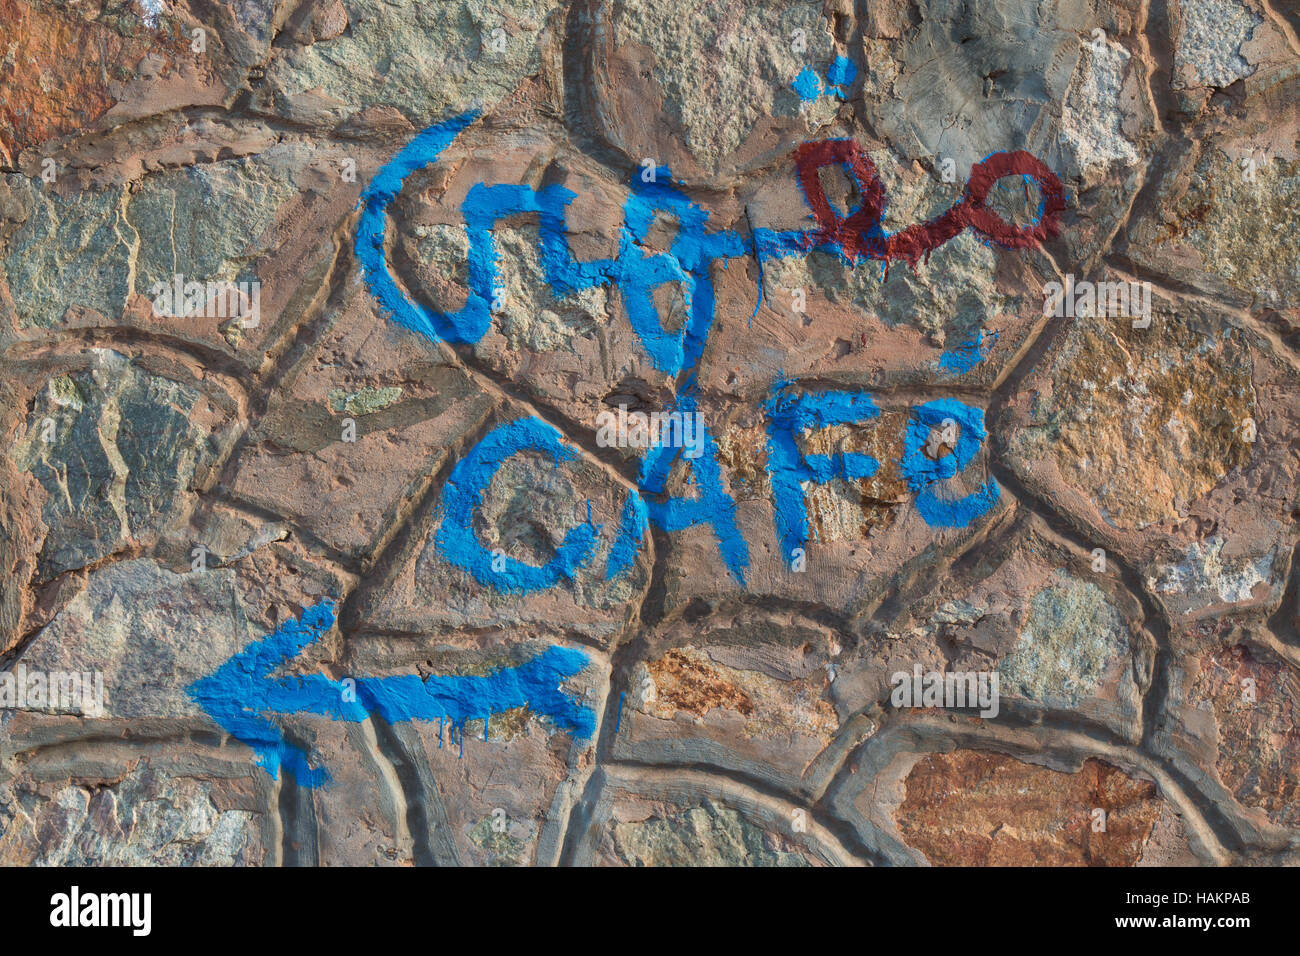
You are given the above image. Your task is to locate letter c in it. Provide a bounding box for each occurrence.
[435,418,598,592]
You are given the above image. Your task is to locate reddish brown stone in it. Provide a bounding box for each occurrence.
[0,0,181,164]
[896,751,1163,866]
[1191,644,1300,828]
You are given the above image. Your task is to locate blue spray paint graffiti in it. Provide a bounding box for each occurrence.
[187,600,595,787]
[187,99,1048,792]
[605,489,648,581]
[792,66,824,102]
[356,109,482,343]
[618,171,747,377]
[826,55,859,89]
[938,329,998,375]
[629,393,750,585]
[793,55,858,101]
[765,386,883,564]
[898,398,1002,528]
[354,110,1058,595]
[436,417,600,592]
[353,109,1036,379]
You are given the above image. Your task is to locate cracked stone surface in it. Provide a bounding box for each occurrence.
[1,0,1299,868]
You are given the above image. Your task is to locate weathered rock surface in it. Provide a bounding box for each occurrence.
[894,751,1165,866]
[0,0,1297,867]
[10,351,233,581]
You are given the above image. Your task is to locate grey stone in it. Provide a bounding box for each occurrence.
[11,351,213,580]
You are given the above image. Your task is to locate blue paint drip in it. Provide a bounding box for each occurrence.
[764,385,882,562]
[614,690,626,733]
[187,601,596,786]
[606,490,649,580]
[436,418,599,592]
[749,236,765,326]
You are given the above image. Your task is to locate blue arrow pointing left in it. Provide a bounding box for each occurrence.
[187,600,596,786]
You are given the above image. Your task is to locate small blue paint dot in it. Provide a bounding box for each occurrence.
[792,66,822,102]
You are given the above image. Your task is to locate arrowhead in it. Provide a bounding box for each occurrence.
[187,600,338,787]
[189,599,599,788]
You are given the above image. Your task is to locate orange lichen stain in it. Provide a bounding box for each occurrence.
[647,649,754,719]
[1025,316,1255,530]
